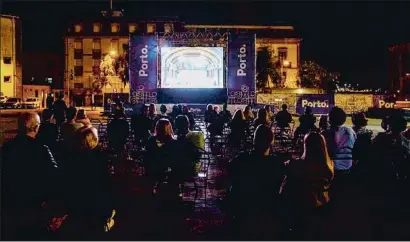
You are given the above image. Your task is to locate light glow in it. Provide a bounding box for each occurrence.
[160,47,224,89]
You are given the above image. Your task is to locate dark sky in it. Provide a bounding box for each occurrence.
[3,1,410,89]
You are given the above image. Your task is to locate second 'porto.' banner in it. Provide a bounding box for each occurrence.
[227,34,256,105]
[296,94,332,115]
[129,35,158,104]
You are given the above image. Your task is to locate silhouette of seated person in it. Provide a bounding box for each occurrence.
[182,105,196,130]
[154,104,174,128]
[207,105,224,138]
[265,105,275,123]
[229,110,248,149]
[294,106,318,137]
[1,112,58,240]
[275,104,293,129]
[254,108,271,128]
[60,107,84,143]
[219,103,233,124]
[174,115,202,187]
[131,104,153,144]
[225,125,285,239]
[107,109,130,153]
[281,132,334,239]
[60,127,115,238]
[204,104,214,124]
[318,115,329,132]
[243,105,255,123]
[36,108,59,153]
[144,119,178,192]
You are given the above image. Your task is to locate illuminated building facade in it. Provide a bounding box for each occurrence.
[64,10,300,105]
[389,43,410,98]
[0,14,22,98]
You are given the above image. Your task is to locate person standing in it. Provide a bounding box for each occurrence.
[53,94,68,127]
[91,92,96,111]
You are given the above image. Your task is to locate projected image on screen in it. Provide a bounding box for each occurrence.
[161,47,224,88]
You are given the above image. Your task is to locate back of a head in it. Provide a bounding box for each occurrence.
[149,103,156,113]
[155,118,174,141]
[77,109,87,120]
[282,104,287,111]
[172,105,179,113]
[140,104,149,115]
[160,104,167,114]
[389,113,407,133]
[302,132,334,177]
[76,127,99,152]
[66,107,78,121]
[257,108,266,119]
[175,115,189,135]
[183,105,189,114]
[352,112,368,128]
[305,106,313,115]
[114,109,125,119]
[18,112,40,135]
[329,106,346,127]
[233,109,245,121]
[253,124,274,153]
[42,108,53,121]
[207,104,213,112]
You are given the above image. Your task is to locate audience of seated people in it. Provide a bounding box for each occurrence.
[275,104,293,129]
[4,102,410,240]
[294,106,318,141]
[182,105,196,129]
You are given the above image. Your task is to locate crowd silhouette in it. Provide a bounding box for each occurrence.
[1,99,410,240]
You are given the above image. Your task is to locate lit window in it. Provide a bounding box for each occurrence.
[74,39,83,49]
[164,23,174,33]
[147,23,156,33]
[92,39,101,49]
[111,39,119,53]
[129,24,138,33]
[93,23,102,33]
[74,24,83,33]
[4,76,11,83]
[111,23,120,33]
[278,47,288,61]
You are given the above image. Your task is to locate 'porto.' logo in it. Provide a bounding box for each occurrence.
[237,44,247,76]
[139,45,149,77]
[302,100,329,108]
[378,100,395,108]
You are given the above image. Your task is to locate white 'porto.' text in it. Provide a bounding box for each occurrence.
[139,45,149,77]
[237,44,247,76]
[302,100,329,108]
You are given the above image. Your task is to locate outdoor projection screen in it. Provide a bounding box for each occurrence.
[160,47,224,88]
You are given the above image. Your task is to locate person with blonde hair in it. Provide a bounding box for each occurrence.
[281,132,334,239]
[61,127,115,238]
[243,105,255,121]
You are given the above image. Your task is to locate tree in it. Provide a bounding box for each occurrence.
[298,60,339,92]
[256,47,281,91]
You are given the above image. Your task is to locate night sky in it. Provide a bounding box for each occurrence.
[3,0,410,89]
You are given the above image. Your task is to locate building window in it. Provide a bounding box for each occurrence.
[3,57,11,64]
[74,39,83,49]
[74,66,83,76]
[164,23,174,33]
[74,49,83,59]
[129,23,138,33]
[92,39,101,49]
[74,24,83,33]
[93,23,102,33]
[92,59,100,75]
[4,76,11,83]
[92,49,101,59]
[278,47,288,62]
[111,39,119,53]
[111,23,120,33]
[147,23,156,33]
